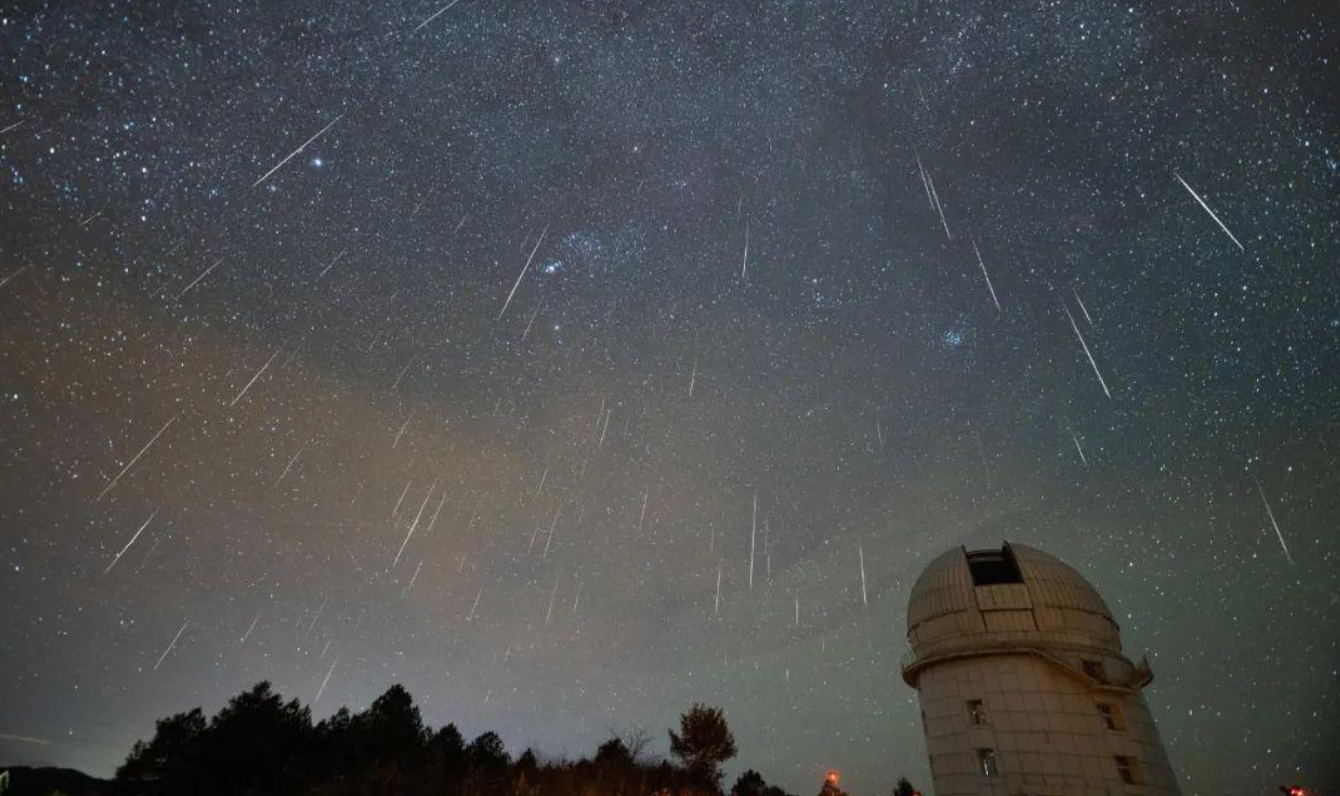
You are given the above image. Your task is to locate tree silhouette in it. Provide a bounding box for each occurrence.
[668,703,738,788]
[199,681,313,794]
[595,737,633,767]
[891,777,918,796]
[732,769,768,796]
[114,707,206,795]
[112,682,747,796]
[732,768,796,796]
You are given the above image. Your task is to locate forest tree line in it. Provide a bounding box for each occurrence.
[94,681,920,796]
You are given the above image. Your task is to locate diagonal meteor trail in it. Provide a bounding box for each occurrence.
[105,508,159,573]
[1174,172,1244,251]
[1063,303,1111,399]
[229,348,283,407]
[414,0,463,32]
[498,225,548,320]
[1252,476,1295,566]
[972,240,1001,311]
[252,114,345,188]
[98,415,178,502]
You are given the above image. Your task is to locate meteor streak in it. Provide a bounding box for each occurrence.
[252,114,345,188]
[105,508,159,573]
[154,621,190,671]
[97,415,178,502]
[1174,172,1244,251]
[498,225,549,321]
[1062,303,1111,399]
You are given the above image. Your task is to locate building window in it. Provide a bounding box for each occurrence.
[976,748,999,777]
[1114,755,1139,784]
[1082,659,1105,681]
[1097,702,1124,731]
[966,699,987,725]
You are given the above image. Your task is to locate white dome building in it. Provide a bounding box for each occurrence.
[901,543,1181,796]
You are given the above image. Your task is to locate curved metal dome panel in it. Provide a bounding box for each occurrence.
[905,542,1122,663]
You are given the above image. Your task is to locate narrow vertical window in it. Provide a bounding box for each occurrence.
[1097,702,1124,731]
[1114,755,1139,784]
[977,748,998,777]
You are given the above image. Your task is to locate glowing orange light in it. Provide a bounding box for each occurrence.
[825,770,840,785]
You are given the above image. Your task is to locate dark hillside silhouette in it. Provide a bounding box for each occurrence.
[0,765,109,796]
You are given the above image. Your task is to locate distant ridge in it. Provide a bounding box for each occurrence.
[0,765,108,796]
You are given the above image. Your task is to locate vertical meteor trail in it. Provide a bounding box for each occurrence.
[394,480,437,567]
[714,564,722,616]
[1071,284,1093,325]
[1062,303,1112,398]
[927,174,952,239]
[914,152,934,208]
[543,506,561,560]
[748,492,757,590]
[740,221,750,279]
[1252,476,1295,567]
[522,304,541,341]
[972,240,1001,311]
[468,586,483,621]
[544,573,560,627]
[314,656,340,704]
[1070,429,1088,465]
[858,544,868,608]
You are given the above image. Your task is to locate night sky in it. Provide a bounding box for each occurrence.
[2,1,1338,794]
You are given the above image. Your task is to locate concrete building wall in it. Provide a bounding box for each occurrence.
[917,655,1179,796]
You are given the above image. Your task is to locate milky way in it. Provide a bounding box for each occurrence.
[1,2,1338,794]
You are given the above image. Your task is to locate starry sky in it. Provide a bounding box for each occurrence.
[1,1,1338,794]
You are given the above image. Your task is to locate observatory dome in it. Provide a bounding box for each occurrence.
[902,542,1139,686]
